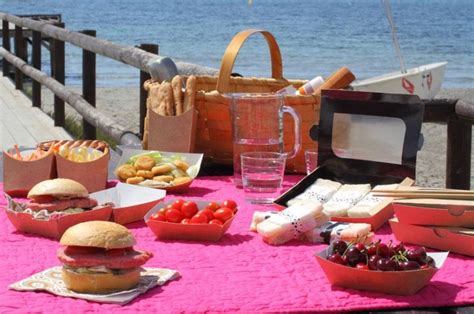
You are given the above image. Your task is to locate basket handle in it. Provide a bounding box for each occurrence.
[216,29,283,93]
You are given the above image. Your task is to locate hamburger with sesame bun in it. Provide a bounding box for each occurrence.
[27,178,98,213]
[57,221,153,294]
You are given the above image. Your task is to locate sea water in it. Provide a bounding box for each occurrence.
[1,0,472,88]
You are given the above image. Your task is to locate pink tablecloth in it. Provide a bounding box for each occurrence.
[0,176,473,313]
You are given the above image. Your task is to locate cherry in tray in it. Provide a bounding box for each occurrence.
[326,239,436,271]
[149,199,237,225]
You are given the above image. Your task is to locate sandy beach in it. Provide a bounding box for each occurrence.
[40,87,474,188]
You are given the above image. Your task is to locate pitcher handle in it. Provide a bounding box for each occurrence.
[281,105,301,159]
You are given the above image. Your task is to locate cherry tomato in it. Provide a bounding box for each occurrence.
[151,212,167,222]
[181,201,199,218]
[165,208,184,223]
[209,219,223,225]
[171,199,186,211]
[206,202,221,212]
[222,200,237,212]
[200,208,215,221]
[181,218,191,224]
[214,207,233,222]
[157,207,167,215]
[190,212,209,224]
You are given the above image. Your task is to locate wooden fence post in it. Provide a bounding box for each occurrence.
[446,116,472,189]
[14,25,24,90]
[139,43,158,138]
[2,20,10,77]
[52,22,65,127]
[81,30,97,139]
[32,30,42,108]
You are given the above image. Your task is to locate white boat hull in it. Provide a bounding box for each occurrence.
[351,62,447,99]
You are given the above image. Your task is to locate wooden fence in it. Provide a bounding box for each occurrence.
[0,12,216,139]
[0,13,472,188]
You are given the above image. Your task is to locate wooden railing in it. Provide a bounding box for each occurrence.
[0,12,216,140]
[0,13,472,189]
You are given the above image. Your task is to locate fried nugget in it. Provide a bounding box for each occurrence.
[126,176,145,185]
[172,176,192,186]
[153,175,174,183]
[151,164,174,175]
[173,159,189,171]
[134,155,156,170]
[115,164,137,180]
[136,170,154,179]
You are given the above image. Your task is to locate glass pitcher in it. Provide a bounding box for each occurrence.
[228,93,301,187]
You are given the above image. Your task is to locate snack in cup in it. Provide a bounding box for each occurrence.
[4,144,52,161]
[57,221,153,294]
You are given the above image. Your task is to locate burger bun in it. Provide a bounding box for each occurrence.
[28,178,89,199]
[60,221,137,249]
[62,267,140,294]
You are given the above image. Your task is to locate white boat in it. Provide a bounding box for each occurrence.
[351,62,448,99]
[350,0,447,100]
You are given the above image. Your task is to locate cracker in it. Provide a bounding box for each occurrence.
[183,75,196,113]
[171,75,184,115]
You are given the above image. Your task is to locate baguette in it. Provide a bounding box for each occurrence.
[155,83,169,116]
[171,75,184,115]
[183,75,196,113]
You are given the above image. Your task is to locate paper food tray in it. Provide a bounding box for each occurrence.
[115,148,203,193]
[315,245,448,295]
[90,182,166,225]
[145,199,236,242]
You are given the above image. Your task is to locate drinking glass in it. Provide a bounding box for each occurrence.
[305,148,319,175]
[241,152,286,204]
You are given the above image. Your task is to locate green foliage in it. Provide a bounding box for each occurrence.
[64,116,118,149]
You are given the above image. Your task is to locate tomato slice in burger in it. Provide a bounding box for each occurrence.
[64,246,105,255]
[31,195,56,203]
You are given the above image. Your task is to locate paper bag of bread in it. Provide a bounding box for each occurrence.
[143,75,196,149]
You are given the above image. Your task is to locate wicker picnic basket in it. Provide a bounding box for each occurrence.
[144,29,321,173]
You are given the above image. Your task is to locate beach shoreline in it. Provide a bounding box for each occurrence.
[40,87,474,188]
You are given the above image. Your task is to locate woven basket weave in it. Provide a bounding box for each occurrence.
[145,29,320,173]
